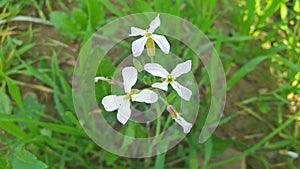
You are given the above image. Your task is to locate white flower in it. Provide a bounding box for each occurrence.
[94,76,123,87]
[287,151,299,159]
[280,150,299,159]
[167,105,192,133]
[144,60,192,101]
[101,67,158,124]
[94,76,110,83]
[129,14,170,57]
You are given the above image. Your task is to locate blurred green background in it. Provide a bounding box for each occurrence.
[0,0,299,168]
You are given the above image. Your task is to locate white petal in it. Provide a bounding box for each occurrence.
[132,36,147,57]
[152,81,168,91]
[117,100,131,124]
[102,95,123,112]
[144,63,169,78]
[151,34,170,54]
[288,151,299,159]
[94,76,109,82]
[175,116,192,133]
[129,27,146,36]
[122,67,138,93]
[149,14,160,33]
[131,89,158,103]
[170,60,192,78]
[170,81,192,101]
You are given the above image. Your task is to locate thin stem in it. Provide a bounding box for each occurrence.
[150,56,154,63]
[155,95,169,135]
[155,100,162,135]
[15,80,53,93]
[0,15,52,25]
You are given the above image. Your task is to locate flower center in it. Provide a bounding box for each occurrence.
[146,38,155,57]
[145,29,152,37]
[125,89,140,100]
[166,75,175,83]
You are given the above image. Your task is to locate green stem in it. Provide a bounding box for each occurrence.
[155,95,169,135]
[155,100,162,135]
[150,56,154,63]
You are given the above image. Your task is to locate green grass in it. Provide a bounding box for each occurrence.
[0,0,299,168]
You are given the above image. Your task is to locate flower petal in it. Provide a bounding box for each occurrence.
[144,63,169,78]
[170,81,192,101]
[287,151,299,159]
[129,27,146,36]
[152,81,168,91]
[102,95,123,112]
[131,89,158,103]
[175,116,192,133]
[132,36,147,57]
[170,60,192,78]
[149,14,160,33]
[151,34,170,54]
[117,99,131,124]
[122,67,138,93]
[94,76,109,82]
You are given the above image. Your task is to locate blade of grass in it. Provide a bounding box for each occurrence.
[154,152,165,169]
[0,115,85,136]
[189,144,198,169]
[227,56,268,89]
[0,122,28,140]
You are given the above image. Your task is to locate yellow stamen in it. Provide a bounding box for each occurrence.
[146,38,155,57]
[125,89,140,100]
[145,29,155,57]
[146,32,152,37]
[145,29,152,37]
[166,75,175,83]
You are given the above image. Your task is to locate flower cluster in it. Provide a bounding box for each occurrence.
[95,14,193,133]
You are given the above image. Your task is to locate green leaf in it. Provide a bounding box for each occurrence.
[154,153,165,169]
[10,146,47,169]
[135,0,154,12]
[0,0,8,7]
[100,0,124,17]
[23,95,45,119]
[0,121,28,140]
[0,92,12,114]
[154,0,162,11]
[95,55,115,99]
[103,152,119,165]
[227,56,268,89]
[264,140,292,149]
[257,0,281,25]
[189,144,198,169]
[294,0,300,12]
[201,137,213,169]
[51,52,65,117]
[65,111,80,125]
[50,11,80,38]
[0,157,7,169]
[4,76,23,110]
[88,0,105,30]
[280,3,288,20]
[211,136,234,156]
[16,43,35,56]
[72,8,87,29]
[0,114,85,136]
